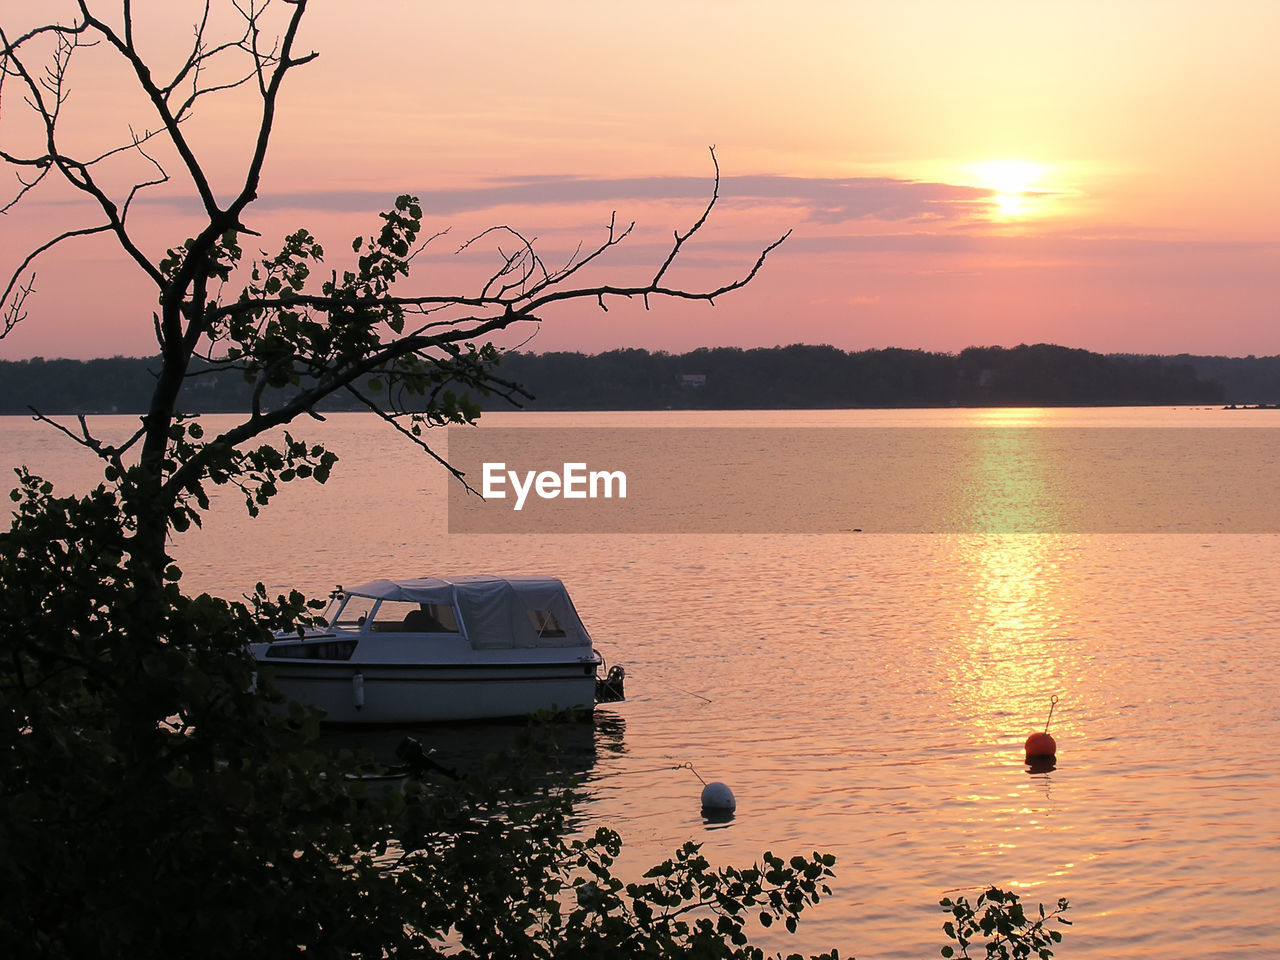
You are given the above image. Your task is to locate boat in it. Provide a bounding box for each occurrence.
[250,576,625,725]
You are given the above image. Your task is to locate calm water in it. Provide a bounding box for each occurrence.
[5,407,1278,959]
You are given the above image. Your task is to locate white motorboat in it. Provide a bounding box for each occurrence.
[251,576,624,724]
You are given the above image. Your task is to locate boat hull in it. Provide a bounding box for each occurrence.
[260,658,600,725]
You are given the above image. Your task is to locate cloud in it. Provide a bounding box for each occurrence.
[214,174,992,224]
[782,231,1280,261]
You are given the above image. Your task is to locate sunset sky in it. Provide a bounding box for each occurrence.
[2,0,1278,360]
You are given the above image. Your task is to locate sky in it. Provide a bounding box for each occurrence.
[1,0,1278,360]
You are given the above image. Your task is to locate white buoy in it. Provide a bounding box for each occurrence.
[700,781,736,818]
[352,671,365,711]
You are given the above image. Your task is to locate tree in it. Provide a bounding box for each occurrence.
[0,3,825,957]
[0,0,787,583]
[2,467,851,959]
[1,4,1069,958]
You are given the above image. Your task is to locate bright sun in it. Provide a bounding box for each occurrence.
[972,159,1047,219]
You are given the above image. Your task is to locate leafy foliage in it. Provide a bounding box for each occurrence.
[1,470,1074,960]
[0,470,843,959]
[940,887,1072,960]
[2,5,1070,960]
[0,474,372,958]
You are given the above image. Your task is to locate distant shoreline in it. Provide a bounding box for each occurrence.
[3,343,1277,415]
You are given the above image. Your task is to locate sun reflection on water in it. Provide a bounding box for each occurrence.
[929,529,1097,900]
[953,422,1061,533]
[947,416,1072,739]
[949,534,1075,745]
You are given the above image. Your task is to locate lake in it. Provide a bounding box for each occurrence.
[4,406,1278,959]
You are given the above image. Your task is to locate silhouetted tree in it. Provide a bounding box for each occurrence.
[1,6,1070,958]
[1,1,786,580]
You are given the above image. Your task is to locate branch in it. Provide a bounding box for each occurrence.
[380,353,533,418]
[0,161,53,215]
[161,1,251,110]
[457,225,549,300]
[225,0,317,223]
[525,211,635,297]
[160,310,526,503]
[25,410,132,477]
[341,382,480,495]
[118,129,171,226]
[0,30,167,294]
[1,274,35,339]
[163,1,267,123]
[2,224,113,339]
[525,228,791,314]
[651,146,722,288]
[73,0,221,217]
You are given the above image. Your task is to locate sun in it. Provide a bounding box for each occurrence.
[972,159,1047,219]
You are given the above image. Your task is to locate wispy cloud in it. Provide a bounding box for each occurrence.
[783,231,1280,260]
[231,174,991,224]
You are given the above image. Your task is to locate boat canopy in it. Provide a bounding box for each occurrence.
[345,576,592,651]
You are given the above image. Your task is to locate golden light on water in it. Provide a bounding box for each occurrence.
[948,424,1072,746]
[957,423,1058,532]
[966,407,1051,427]
[961,535,1063,686]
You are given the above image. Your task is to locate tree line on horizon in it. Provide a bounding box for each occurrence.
[3,342,1271,416]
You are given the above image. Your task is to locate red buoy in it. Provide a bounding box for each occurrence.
[1025,695,1059,762]
[1024,731,1057,759]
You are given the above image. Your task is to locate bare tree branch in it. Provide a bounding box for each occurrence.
[200,168,788,325]
[0,274,35,338]
[0,161,53,215]
[119,128,170,226]
[25,409,131,477]
[341,381,479,495]
[1,21,167,308]
[651,146,722,289]
[2,224,113,336]
[72,0,221,218]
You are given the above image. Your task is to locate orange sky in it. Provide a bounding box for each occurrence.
[2,0,1278,359]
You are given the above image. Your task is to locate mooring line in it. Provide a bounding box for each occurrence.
[669,685,713,704]
[590,760,706,782]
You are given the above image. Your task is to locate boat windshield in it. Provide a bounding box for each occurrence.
[317,593,343,625]
[331,594,377,630]
[368,599,460,633]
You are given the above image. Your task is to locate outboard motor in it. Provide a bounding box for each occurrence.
[394,737,460,780]
[596,664,626,704]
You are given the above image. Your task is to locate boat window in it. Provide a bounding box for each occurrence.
[368,600,459,633]
[266,639,358,660]
[318,593,343,625]
[527,609,566,638]
[331,595,376,630]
